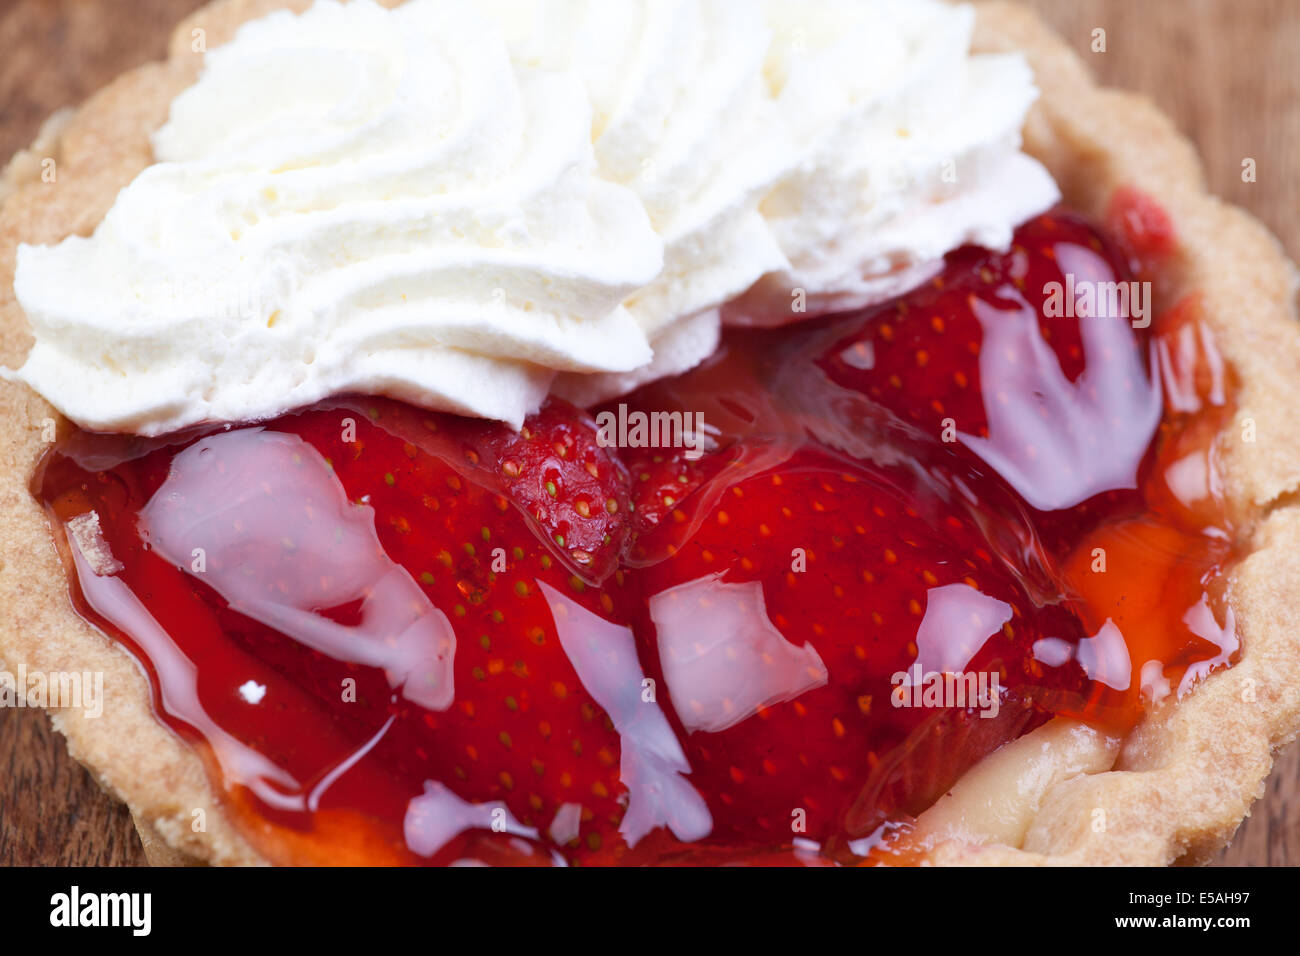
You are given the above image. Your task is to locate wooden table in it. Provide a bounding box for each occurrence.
[1,0,1297,866]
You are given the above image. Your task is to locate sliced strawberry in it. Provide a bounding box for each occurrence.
[290,399,637,842]
[627,442,1111,856]
[359,397,633,584]
[621,442,735,535]
[39,397,689,865]
[817,210,1161,522]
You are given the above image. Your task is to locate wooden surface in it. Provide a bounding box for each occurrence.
[0,0,1297,867]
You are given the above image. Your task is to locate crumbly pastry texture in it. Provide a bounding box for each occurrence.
[1,0,1298,866]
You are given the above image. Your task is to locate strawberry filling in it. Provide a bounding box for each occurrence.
[33,205,1238,865]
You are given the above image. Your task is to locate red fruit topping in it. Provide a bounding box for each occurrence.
[1061,519,1236,715]
[619,435,734,536]
[627,443,1109,856]
[1146,293,1238,532]
[1106,184,1178,276]
[33,204,1241,867]
[38,398,701,865]
[818,209,1161,517]
[449,399,633,582]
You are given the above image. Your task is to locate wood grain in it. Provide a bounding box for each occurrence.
[0,706,146,865]
[0,0,1296,866]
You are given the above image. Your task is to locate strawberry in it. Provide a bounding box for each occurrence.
[440,398,633,583]
[41,396,698,864]
[596,345,766,536]
[620,439,736,536]
[626,442,1108,856]
[284,398,641,853]
[817,210,1162,525]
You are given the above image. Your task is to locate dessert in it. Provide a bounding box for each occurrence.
[3,0,1300,866]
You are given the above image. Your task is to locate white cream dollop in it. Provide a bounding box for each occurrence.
[13,0,1059,434]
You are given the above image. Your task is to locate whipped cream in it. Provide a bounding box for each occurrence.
[13,0,1059,435]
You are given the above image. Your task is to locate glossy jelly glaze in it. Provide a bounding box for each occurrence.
[33,207,1238,865]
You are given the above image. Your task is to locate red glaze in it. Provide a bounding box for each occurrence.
[1106,185,1178,277]
[817,210,1160,529]
[627,444,1104,856]
[41,398,649,864]
[34,206,1238,865]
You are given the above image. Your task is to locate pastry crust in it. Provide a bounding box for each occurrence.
[0,0,1297,866]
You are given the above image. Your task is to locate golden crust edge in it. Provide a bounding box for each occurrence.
[0,0,1297,867]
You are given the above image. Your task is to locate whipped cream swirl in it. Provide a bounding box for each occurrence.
[13,0,1059,434]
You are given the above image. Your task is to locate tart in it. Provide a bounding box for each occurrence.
[2,0,1300,867]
